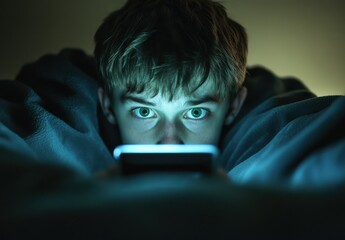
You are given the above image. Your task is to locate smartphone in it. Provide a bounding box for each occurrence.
[113,144,219,176]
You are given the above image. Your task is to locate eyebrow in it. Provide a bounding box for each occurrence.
[121,95,156,106]
[121,94,221,106]
[185,95,221,106]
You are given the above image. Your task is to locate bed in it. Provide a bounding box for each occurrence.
[1,49,344,239]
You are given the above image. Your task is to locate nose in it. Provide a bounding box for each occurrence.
[157,121,183,144]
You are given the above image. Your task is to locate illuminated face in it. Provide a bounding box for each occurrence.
[99,81,247,145]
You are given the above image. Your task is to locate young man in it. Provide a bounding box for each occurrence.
[95,0,248,145]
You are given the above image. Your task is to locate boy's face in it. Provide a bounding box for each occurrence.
[99,81,247,145]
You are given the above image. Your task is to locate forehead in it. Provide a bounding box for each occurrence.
[115,78,222,102]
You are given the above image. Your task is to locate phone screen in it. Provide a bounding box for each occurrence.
[113,145,219,176]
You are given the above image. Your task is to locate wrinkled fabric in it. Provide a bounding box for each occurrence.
[1,48,345,239]
[221,94,345,188]
[0,49,118,175]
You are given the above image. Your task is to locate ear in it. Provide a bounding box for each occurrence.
[224,87,247,125]
[98,88,116,124]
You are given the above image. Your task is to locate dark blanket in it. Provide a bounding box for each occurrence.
[1,49,345,238]
[221,80,345,188]
[0,49,117,175]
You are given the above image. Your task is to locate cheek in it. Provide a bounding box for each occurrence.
[182,115,226,144]
[127,119,158,132]
[117,118,159,144]
[185,124,222,144]
[119,126,157,144]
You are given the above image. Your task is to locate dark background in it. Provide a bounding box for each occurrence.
[0,0,344,96]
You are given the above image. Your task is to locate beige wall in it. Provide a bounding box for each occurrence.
[227,0,345,96]
[0,0,344,96]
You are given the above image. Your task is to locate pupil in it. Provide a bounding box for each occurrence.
[192,109,201,117]
[140,108,149,116]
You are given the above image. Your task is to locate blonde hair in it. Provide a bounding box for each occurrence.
[94,0,247,102]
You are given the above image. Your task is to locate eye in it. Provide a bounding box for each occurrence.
[131,107,157,119]
[183,108,209,120]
